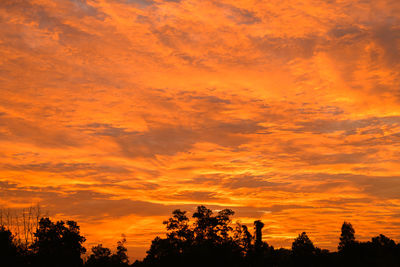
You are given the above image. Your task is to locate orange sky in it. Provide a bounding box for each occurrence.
[1,0,400,261]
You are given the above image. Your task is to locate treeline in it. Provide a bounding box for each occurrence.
[1,205,400,267]
[0,216,128,267]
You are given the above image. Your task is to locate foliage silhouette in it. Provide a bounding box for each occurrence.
[86,238,130,267]
[32,218,86,267]
[0,226,18,267]
[292,232,316,266]
[338,221,356,252]
[86,244,112,267]
[254,220,264,249]
[143,205,244,267]
[114,237,129,266]
[1,205,400,267]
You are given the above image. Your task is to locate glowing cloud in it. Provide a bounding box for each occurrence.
[1,0,400,260]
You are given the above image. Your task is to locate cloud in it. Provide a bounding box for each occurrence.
[170,190,225,202]
[328,25,364,38]
[290,116,400,135]
[224,174,287,189]
[123,0,156,8]
[373,23,400,67]
[0,162,131,174]
[250,35,318,61]
[0,114,81,148]
[285,173,400,199]
[69,0,105,18]
[1,0,400,260]
[82,117,264,157]
[214,2,261,25]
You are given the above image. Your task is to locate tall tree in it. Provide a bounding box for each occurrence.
[254,220,264,249]
[338,222,356,251]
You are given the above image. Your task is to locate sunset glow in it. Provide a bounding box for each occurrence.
[1,0,400,260]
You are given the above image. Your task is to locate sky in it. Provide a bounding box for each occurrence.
[1,0,400,261]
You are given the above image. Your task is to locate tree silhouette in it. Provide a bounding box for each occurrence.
[143,205,243,267]
[0,226,18,267]
[32,218,86,267]
[1,206,400,267]
[338,221,356,252]
[292,232,316,266]
[192,205,235,243]
[234,223,252,252]
[371,234,396,248]
[254,220,264,249]
[369,234,399,267]
[112,237,129,266]
[163,209,194,251]
[86,244,112,267]
[86,239,129,267]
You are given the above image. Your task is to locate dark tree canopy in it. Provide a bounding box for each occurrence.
[291,232,316,267]
[163,209,193,243]
[32,218,86,267]
[0,226,18,266]
[86,238,129,267]
[2,206,400,267]
[338,221,356,252]
[254,220,264,249]
[144,205,243,267]
[234,223,252,252]
[191,205,235,243]
[114,238,129,266]
[292,232,315,254]
[86,244,112,267]
[372,234,396,248]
